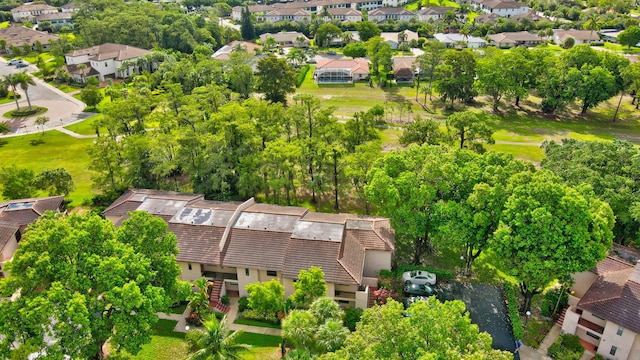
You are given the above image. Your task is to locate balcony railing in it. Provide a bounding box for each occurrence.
[578,317,605,334]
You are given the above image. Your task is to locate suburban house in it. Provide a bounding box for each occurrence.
[434,32,487,48]
[512,9,544,22]
[60,2,79,13]
[469,0,529,17]
[314,58,370,84]
[487,31,542,48]
[233,0,410,21]
[212,41,262,60]
[393,56,416,83]
[264,8,312,23]
[231,4,273,21]
[561,248,640,360]
[553,29,601,45]
[36,12,74,31]
[368,7,416,23]
[11,3,58,22]
[259,32,310,48]
[64,43,151,83]
[473,12,502,24]
[0,196,65,278]
[381,30,419,49]
[103,189,394,310]
[0,26,59,52]
[417,6,455,21]
[325,7,362,22]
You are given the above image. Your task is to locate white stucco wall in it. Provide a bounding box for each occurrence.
[179,262,202,282]
[237,267,260,297]
[363,250,391,278]
[597,321,638,360]
[571,271,597,298]
[629,334,640,360]
[562,307,581,335]
[66,54,90,65]
[0,234,18,263]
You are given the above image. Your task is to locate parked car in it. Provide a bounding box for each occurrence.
[15,61,28,68]
[327,51,336,55]
[402,270,436,285]
[7,59,20,65]
[307,58,317,64]
[403,283,435,297]
[403,296,429,309]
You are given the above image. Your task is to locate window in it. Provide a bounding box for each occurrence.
[586,332,601,340]
[245,268,250,276]
[617,326,624,336]
[610,346,617,356]
[267,270,277,277]
[188,263,192,271]
[105,63,108,67]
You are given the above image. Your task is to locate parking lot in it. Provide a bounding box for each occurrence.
[437,281,519,358]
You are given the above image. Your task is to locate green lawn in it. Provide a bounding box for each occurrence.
[603,42,640,54]
[0,21,9,29]
[63,114,107,136]
[0,131,94,206]
[234,317,281,329]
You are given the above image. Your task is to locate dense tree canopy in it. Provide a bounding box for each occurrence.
[320,298,512,360]
[0,211,189,359]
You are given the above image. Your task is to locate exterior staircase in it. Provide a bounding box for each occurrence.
[209,280,230,313]
[556,306,568,327]
[367,286,377,308]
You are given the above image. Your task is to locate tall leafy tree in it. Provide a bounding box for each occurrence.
[445,111,494,152]
[245,279,285,318]
[316,24,342,48]
[33,168,75,196]
[356,21,381,42]
[0,165,36,199]
[416,41,446,102]
[320,298,513,360]
[434,50,477,106]
[0,211,190,359]
[366,37,392,76]
[12,71,35,109]
[289,267,327,307]
[618,26,640,49]
[569,65,618,114]
[240,6,255,40]
[256,55,296,103]
[186,314,251,360]
[398,116,445,146]
[492,170,614,312]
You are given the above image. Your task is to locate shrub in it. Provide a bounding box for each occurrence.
[241,309,279,324]
[504,282,524,340]
[221,295,230,306]
[547,334,582,360]
[343,306,363,331]
[238,296,250,312]
[86,77,100,86]
[185,312,202,326]
[0,85,7,98]
[541,288,569,317]
[296,64,310,87]
[395,265,454,280]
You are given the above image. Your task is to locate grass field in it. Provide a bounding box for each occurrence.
[0,131,94,206]
[63,114,107,135]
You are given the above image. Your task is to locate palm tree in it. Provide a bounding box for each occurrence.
[341,32,353,47]
[185,315,251,360]
[583,13,600,44]
[13,71,35,109]
[1,74,20,110]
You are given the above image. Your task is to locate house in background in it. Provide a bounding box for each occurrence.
[314,58,370,84]
[0,26,59,52]
[553,29,601,45]
[434,32,487,48]
[212,41,263,60]
[325,7,362,22]
[417,6,455,22]
[231,4,273,21]
[561,248,640,360]
[11,3,58,22]
[469,0,529,17]
[259,32,310,48]
[474,12,502,24]
[36,12,74,31]
[60,2,79,13]
[64,43,151,83]
[0,196,64,278]
[381,30,419,49]
[368,7,416,23]
[487,31,542,48]
[393,56,416,83]
[264,8,312,23]
[103,189,394,310]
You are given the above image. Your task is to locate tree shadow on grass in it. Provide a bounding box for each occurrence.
[29,138,44,146]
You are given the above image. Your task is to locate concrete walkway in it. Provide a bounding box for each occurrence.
[226,297,282,336]
[157,307,190,333]
[516,324,561,360]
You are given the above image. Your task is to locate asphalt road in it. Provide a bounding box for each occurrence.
[438,281,519,358]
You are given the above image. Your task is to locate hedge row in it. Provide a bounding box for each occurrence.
[296,64,310,87]
[504,282,524,340]
[395,265,454,280]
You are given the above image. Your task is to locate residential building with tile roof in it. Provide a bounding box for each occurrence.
[487,31,542,48]
[259,32,310,48]
[562,253,640,359]
[11,3,58,22]
[0,26,59,52]
[264,8,312,23]
[434,32,487,48]
[380,30,419,49]
[103,189,394,309]
[393,56,416,83]
[553,29,601,45]
[469,0,529,17]
[35,12,74,30]
[64,43,152,83]
[417,6,455,21]
[0,196,64,278]
[313,58,370,84]
[368,7,416,23]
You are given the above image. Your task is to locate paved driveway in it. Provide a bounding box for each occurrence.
[438,281,519,358]
[0,59,85,135]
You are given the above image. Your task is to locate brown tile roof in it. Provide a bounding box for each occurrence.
[555,29,600,42]
[345,229,394,252]
[578,258,640,334]
[223,228,290,270]
[338,232,365,284]
[487,31,542,43]
[266,8,311,16]
[284,238,358,284]
[327,8,361,16]
[0,196,63,226]
[316,58,370,74]
[0,26,59,47]
[188,199,242,211]
[244,203,308,216]
[394,56,416,74]
[102,189,202,216]
[301,212,352,224]
[36,12,72,21]
[66,43,151,61]
[474,12,501,23]
[170,223,223,265]
[418,6,454,15]
[0,221,19,254]
[369,7,414,15]
[12,4,57,12]
[64,63,100,77]
[590,256,634,275]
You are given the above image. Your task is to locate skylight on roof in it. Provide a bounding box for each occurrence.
[6,202,34,211]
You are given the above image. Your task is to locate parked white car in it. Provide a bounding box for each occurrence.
[402,270,436,286]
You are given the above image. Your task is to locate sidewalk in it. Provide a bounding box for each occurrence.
[226,297,282,336]
[516,324,561,360]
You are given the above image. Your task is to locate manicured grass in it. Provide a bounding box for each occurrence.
[0,93,19,105]
[234,317,281,329]
[109,320,188,360]
[238,333,281,360]
[49,82,83,93]
[603,42,640,54]
[523,317,553,348]
[63,114,107,136]
[0,131,95,207]
[167,302,188,315]
[0,21,9,29]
